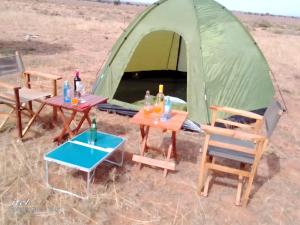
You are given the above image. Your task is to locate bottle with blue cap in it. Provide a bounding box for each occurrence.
[63,80,71,103]
[161,96,172,121]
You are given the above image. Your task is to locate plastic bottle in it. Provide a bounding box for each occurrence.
[143,90,152,115]
[154,84,164,113]
[89,118,97,145]
[63,81,71,103]
[161,96,172,121]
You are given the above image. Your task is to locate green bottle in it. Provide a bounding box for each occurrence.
[89,118,97,145]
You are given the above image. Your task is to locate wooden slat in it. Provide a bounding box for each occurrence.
[207,163,250,177]
[208,140,255,155]
[210,105,264,120]
[132,155,176,171]
[24,70,62,80]
[201,125,266,142]
[216,119,253,129]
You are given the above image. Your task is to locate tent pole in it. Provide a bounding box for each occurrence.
[166,32,176,70]
[176,36,182,71]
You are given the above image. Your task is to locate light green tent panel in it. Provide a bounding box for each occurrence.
[126,31,180,72]
[93,0,275,124]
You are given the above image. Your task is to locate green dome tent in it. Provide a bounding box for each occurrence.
[93,0,274,124]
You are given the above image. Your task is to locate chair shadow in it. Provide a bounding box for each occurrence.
[250,152,280,197]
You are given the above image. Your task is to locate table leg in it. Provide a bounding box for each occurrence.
[45,160,49,187]
[87,171,90,197]
[73,108,91,134]
[172,131,177,160]
[139,125,149,169]
[56,108,77,143]
[163,131,176,177]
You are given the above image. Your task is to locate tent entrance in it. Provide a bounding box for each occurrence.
[113,30,187,105]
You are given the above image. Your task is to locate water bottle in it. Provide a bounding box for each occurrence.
[63,81,71,103]
[161,96,172,121]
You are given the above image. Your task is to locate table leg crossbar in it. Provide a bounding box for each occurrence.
[132,125,177,177]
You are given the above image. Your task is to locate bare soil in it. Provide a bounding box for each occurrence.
[0,0,299,224]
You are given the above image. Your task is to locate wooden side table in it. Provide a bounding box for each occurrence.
[44,94,108,143]
[130,109,188,176]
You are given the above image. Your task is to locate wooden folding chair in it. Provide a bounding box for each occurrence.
[197,100,283,207]
[0,51,62,138]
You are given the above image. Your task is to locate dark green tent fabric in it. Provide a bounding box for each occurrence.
[93,0,274,123]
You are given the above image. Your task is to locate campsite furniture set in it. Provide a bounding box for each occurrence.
[197,100,283,207]
[45,130,125,199]
[0,53,283,206]
[0,51,61,138]
[43,94,108,143]
[130,109,188,177]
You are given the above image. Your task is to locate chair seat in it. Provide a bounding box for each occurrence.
[208,134,255,164]
[19,88,51,102]
[0,88,51,104]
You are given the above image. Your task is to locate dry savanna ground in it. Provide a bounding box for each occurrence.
[0,0,300,224]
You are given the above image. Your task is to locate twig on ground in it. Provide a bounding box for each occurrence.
[117,213,161,224]
[172,199,180,225]
[0,177,18,198]
[113,179,119,208]
[72,207,97,224]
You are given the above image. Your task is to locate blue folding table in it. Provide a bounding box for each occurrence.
[44,130,125,199]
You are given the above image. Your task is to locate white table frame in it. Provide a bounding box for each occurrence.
[44,131,125,199]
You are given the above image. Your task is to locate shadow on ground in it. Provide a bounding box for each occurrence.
[0,40,73,55]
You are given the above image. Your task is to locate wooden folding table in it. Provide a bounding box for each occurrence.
[130,109,188,176]
[44,94,108,143]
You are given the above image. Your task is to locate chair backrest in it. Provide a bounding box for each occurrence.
[0,51,24,88]
[263,100,283,138]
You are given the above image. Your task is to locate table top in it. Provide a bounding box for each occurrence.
[44,94,108,112]
[44,130,125,172]
[130,109,188,131]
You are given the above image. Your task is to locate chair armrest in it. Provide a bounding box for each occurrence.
[24,70,62,80]
[210,105,264,121]
[0,81,21,90]
[201,125,266,142]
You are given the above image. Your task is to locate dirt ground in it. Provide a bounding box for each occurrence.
[0,0,299,224]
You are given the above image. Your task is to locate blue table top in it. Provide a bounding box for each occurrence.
[45,131,125,172]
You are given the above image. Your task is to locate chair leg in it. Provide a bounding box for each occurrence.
[14,88,22,138]
[22,102,46,137]
[203,174,213,197]
[0,108,15,130]
[235,175,243,206]
[242,175,254,207]
[197,136,210,195]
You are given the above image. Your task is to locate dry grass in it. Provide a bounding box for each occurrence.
[0,0,300,224]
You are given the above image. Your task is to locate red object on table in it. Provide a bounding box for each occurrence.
[130,109,188,177]
[44,94,108,143]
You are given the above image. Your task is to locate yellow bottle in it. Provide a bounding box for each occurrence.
[154,84,164,113]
